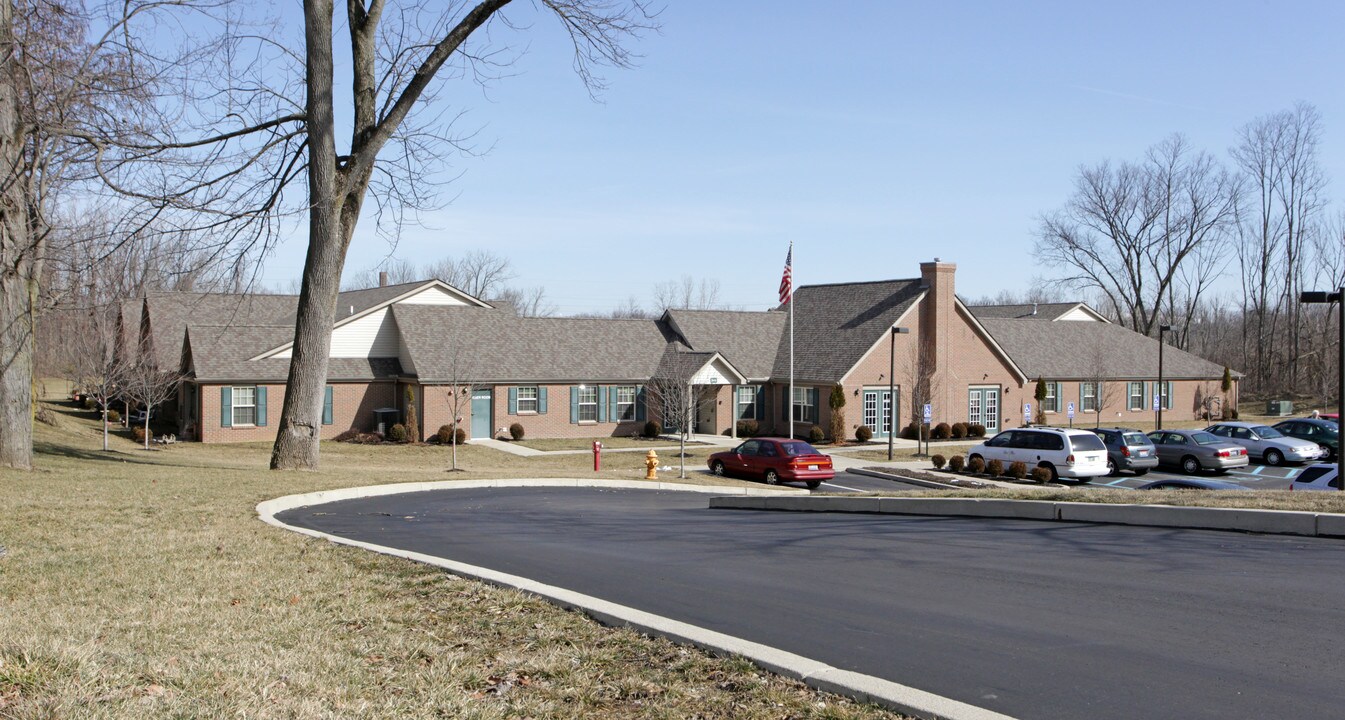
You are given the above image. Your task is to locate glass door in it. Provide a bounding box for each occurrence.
[968,387,1000,433]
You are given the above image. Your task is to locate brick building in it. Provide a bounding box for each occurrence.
[126,261,1239,443]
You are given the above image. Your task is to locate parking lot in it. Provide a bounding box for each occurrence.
[1076,462,1303,490]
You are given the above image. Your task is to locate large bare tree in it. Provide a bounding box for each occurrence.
[271,2,654,469]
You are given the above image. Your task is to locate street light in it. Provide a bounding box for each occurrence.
[888,326,910,461]
[1300,288,1344,491]
[1156,324,1172,430]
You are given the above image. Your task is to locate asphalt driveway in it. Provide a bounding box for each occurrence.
[276,486,1345,720]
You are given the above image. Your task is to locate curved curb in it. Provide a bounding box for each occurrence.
[258,478,1014,720]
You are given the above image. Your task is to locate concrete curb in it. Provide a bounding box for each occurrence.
[710,495,1345,538]
[258,479,1014,720]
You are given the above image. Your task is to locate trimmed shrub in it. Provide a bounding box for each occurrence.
[948,454,965,472]
[987,459,1004,477]
[968,423,986,438]
[132,426,147,443]
[1030,466,1053,484]
[643,420,662,438]
[106,409,120,423]
[950,422,968,439]
[900,423,917,440]
[35,407,57,426]
[931,453,946,469]
[828,384,846,445]
[967,456,985,474]
[509,422,525,441]
[808,424,825,443]
[901,423,930,441]
[403,386,419,443]
[1008,461,1027,480]
[932,422,951,440]
[436,424,466,445]
[736,419,759,437]
[855,425,873,442]
[387,423,408,443]
[359,432,384,444]
[83,397,96,411]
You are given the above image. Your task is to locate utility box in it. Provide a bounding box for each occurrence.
[1266,400,1294,417]
[373,407,400,434]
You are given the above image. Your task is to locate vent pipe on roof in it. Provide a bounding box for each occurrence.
[349,305,354,316]
[1032,302,1038,316]
[378,271,388,287]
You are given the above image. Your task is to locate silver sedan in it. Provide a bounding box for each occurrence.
[1147,430,1249,475]
[1203,422,1324,466]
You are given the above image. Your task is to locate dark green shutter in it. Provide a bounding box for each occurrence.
[508,387,518,415]
[570,386,579,424]
[220,386,232,427]
[635,387,646,421]
[538,387,548,414]
[323,386,333,425]
[256,387,267,426]
[809,388,820,423]
[754,386,765,420]
[599,386,609,422]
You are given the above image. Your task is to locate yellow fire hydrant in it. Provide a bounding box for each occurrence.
[644,449,659,480]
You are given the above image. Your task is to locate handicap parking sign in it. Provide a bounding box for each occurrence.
[1067,402,1075,419]
[1153,394,1161,412]
[1023,403,1031,422]
[922,403,932,422]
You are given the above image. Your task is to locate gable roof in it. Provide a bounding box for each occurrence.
[769,279,926,383]
[393,304,677,383]
[967,302,1107,321]
[186,324,401,382]
[143,293,299,369]
[977,318,1234,380]
[662,309,787,380]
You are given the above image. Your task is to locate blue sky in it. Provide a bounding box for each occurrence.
[258,1,1345,313]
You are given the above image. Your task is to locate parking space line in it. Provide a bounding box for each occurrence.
[819,481,866,493]
[1249,466,1265,475]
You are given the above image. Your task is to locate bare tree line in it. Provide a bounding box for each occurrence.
[341,249,556,316]
[1034,103,1345,402]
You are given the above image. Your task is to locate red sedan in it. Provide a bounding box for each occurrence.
[707,437,834,489]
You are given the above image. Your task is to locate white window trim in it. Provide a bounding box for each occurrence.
[1081,382,1098,413]
[736,386,757,420]
[233,386,257,427]
[578,386,598,423]
[1044,382,1058,413]
[792,386,816,424]
[616,385,637,422]
[517,386,539,415]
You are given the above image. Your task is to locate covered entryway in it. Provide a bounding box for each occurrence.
[471,388,493,438]
[861,387,898,438]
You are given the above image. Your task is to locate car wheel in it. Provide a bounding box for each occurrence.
[764,469,779,485]
[1264,449,1284,466]
[1181,456,1201,475]
[1106,458,1118,476]
[1133,469,1149,476]
[710,461,726,477]
[1039,463,1059,483]
[806,480,821,490]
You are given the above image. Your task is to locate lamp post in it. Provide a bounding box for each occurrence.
[1156,324,1172,430]
[888,326,910,461]
[1300,289,1344,491]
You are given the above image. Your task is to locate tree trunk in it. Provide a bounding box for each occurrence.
[0,0,32,470]
[270,0,341,470]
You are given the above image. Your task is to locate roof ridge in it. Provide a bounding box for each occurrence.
[795,277,921,290]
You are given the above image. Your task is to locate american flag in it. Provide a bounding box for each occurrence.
[778,245,792,305]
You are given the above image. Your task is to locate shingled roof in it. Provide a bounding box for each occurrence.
[663,309,786,380]
[977,318,1233,380]
[186,324,401,382]
[144,294,299,369]
[966,302,1095,320]
[768,279,925,383]
[393,304,678,383]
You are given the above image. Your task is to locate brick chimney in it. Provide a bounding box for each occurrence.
[378,271,389,288]
[919,259,956,417]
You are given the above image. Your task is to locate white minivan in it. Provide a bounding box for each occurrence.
[967,427,1110,482]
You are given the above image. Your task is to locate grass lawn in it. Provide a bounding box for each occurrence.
[513,436,707,452]
[0,399,906,719]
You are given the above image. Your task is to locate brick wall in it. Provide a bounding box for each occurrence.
[198,381,396,443]
[420,383,651,441]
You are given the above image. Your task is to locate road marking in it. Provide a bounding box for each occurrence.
[819,481,867,492]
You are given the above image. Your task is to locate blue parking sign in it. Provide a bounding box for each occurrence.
[1153,393,1161,412]
[1067,402,1075,419]
[1023,403,1031,422]
[922,403,932,422]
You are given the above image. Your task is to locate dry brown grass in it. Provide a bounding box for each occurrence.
[858,484,1345,513]
[513,436,706,452]
[0,400,905,719]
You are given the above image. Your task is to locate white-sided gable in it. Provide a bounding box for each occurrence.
[398,285,471,306]
[271,307,400,359]
[691,356,742,386]
[1057,306,1105,322]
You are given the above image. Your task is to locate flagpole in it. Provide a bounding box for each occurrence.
[788,242,794,440]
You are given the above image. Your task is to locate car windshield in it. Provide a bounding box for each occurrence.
[1123,432,1151,446]
[1252,425,1284,439]
[1190,432,1224,445]
[780,441,821,457]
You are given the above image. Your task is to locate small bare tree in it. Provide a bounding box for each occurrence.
[645,352,708,479]
[120,353,185,450]
[904,341,940,438]
[1082,343,1124,427]
[68,303,127,451]
[428,344,474,472]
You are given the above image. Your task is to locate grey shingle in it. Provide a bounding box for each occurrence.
[663,310,786,380]
[769,279,925,383]
[967,302,1092,320]
[187,324,401,382]
[144,294,299,369]
[977,318,1235,379]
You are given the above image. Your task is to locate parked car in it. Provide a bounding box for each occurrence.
[1291,463,1341,491]
[707,437,834,489]
[1146,430,1249,475]
[1136,477,1248,491]
[966,427,1109,482]
[1088,427,1159,476]
[1203,421,1324,466]
[1272,418,1339,460]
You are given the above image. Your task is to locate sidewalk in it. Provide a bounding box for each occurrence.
[468,435,731,458]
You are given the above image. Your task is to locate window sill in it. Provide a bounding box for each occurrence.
[516,411,538,416]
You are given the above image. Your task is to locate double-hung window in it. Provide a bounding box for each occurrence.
[577,386,598,422]
[1044,382,1058,413]
[1159,381,1173,410]
[1080,382,1098,413]
[793,387,816,423]
[233,386,257,426]
[615,386,637,421]
[517,386,539,413]
[736,386,757,419]
[1128,382,1145,411]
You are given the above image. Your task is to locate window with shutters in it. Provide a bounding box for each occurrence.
[233,386,257,426]
[517,386,539,413]
[577,386,598,422]
[792,387,817,423]
[1128,382,1145,411]
[616,386,636,421]
[736,386,757,420]
[1044,382,1058,413]
[1081,382,1098,413]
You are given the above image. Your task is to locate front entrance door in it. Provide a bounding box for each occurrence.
[695,390,717,435]
[968,387,1000,434]
[862,388,899,437]
[470,389,492,438]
